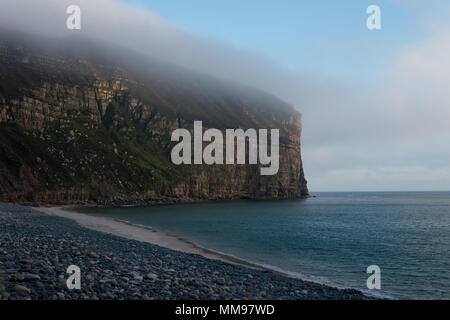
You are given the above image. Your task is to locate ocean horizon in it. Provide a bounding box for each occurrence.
[76,191,450,300]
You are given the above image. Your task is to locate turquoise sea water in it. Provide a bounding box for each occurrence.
[77,192,450,299]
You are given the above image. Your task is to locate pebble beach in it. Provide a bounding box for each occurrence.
[0,203,374,300]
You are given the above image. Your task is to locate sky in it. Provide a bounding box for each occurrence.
[1,0,450,192]
[123,0,425,79]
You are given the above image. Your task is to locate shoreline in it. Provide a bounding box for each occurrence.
[12,194,310,210]
[1,203,376,300]
[36,206,381,299]
[36,206,280,274]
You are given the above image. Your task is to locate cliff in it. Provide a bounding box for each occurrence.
[0,31,308,205]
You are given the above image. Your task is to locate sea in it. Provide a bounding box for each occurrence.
[75,192,450,299]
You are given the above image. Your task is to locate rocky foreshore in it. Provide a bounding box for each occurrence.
[0,203,373,300]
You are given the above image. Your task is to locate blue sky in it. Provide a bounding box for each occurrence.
[121,0,430,80]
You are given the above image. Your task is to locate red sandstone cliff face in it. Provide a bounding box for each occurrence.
[0,35,308,205]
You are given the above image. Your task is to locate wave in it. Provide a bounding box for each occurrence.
[114,218,153,230]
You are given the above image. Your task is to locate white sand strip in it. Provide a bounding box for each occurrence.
[36,206,268,272]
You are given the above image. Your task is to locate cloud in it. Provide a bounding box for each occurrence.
[0,0,309,107]
[302,22,450,191]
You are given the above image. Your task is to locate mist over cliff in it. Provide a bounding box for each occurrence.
[0,29,308,204]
